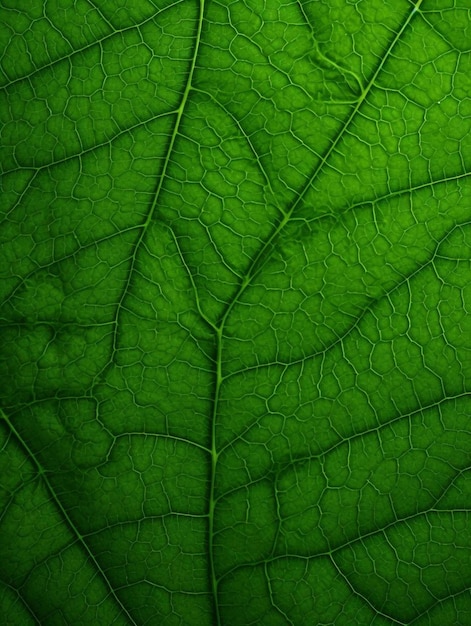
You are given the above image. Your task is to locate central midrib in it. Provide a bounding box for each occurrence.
[204,3,425,624]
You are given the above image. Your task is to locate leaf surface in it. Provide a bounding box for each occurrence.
[1,1,470,624]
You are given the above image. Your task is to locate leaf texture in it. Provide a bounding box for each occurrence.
[1,1,470,624]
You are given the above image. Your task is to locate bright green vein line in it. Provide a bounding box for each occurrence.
[207,7,426,619]
[216,0,426,330]
[143,1,206,231]
[286,0,425,220]
[209,322,224,626]
[0,410,138,625]
[110,0,205,358]
[187,3,225,623]
[0,0,187,92]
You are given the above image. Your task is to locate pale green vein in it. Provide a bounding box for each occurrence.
[0,409,138,625]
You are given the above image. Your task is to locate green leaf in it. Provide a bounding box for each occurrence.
[1,0,470,624]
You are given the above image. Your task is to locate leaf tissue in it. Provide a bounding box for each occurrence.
[1,0,470,624]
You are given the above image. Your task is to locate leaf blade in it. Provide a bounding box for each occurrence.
[1,1,470,624]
